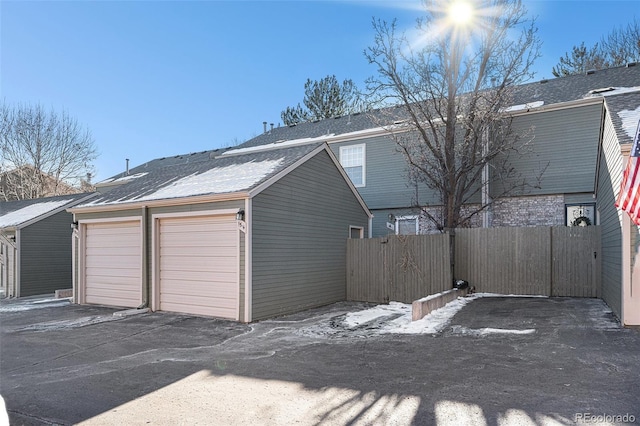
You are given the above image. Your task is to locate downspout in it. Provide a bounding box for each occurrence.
[481,128,491,228]
[139,206,149,309]
[14,229,21,298]
[71,214,79,304]
[244,198,252,322]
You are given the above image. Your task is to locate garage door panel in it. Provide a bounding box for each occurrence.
[159,245,237,257]
[86,254,141,269]
[86,247,140,257]
[159,302,236,318]
[160,278,239,297]
[160,221,236,234]
[84,221,141,308]
[160,272,238,284]
[162,256,236,272]
[157,215,238,319]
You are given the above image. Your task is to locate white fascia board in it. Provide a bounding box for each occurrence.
[68,192,250,214]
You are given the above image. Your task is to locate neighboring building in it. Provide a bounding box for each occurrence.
[595,91,640,325]
[0,193,96,298]
[0,165,89,201]
[240,64,640,237]
[69,143,371,322]
[238,64,640,325]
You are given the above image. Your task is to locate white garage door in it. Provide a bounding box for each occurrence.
[84,221,142,308]
[157,215,238,319]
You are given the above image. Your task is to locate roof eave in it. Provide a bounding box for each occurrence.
[68,192,251,214]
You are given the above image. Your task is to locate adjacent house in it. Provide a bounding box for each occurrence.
[0,193,96,298]
[238,64,640,325]
[69,143,371,322]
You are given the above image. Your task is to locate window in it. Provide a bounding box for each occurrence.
[349,226,364,239]
[396,216,418,235]
[339,144,365,187]
[566,203,596,226]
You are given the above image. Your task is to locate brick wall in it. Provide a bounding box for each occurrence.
[416,195,566,233]
[490,195,565,227]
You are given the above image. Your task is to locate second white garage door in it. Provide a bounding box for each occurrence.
[84,220,142,308]
[156,215,239,319]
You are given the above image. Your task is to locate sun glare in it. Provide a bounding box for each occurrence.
[448,1,474,25]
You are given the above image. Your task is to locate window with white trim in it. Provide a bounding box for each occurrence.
[349,226,364,239]
[396,216,418,235]
[339,144,366,187]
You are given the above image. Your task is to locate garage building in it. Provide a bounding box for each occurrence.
[69,142,371,322]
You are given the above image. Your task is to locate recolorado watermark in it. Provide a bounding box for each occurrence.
[575,413,636,423]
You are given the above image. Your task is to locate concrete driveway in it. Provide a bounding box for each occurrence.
[1,296,638,425]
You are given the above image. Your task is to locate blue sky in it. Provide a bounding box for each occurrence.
[1,0,638,182]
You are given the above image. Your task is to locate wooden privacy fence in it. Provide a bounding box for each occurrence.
[346,234,452,304]
[455,226,601,297]
[347,226,601,303]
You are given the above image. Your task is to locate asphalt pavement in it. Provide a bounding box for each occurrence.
[1,295,638,425]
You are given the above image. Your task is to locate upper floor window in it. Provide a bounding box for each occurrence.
[340,144,366,187]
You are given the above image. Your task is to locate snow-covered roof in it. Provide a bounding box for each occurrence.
[76,143,325,209]
[0,194,92,229]
[604,91,640,145]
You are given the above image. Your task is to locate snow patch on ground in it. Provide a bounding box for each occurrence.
[296,293,555,338]
[449,325,536,337]
[15,315,123,332]
[0,298,70,312]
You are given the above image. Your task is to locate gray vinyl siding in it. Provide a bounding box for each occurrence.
[492,103,603,197]
[19,211,74,297]
[329,135,438,210]
[251,150,370,320]
[597,112,624,317]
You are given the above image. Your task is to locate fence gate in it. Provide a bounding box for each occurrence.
[346,234,451,303]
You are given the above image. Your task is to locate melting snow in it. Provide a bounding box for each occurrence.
[222,137,330,156]
[617,106,640,140]
[0,199,74,228]
[502,101,545,113]
[586,86,640,98]
[99,172,149,184]
[132,159,284,201]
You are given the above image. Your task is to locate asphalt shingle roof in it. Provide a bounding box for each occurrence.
[239,64,640,149]
[605,92,640,145]
[84,143,324,207]
[0,193,94,228]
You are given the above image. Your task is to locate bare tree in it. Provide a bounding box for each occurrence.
[552,18,640,76]
[365,0,541,231]
[0,102,98,201]
[281,75,365,126]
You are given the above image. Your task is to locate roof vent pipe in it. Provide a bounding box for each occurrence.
[126,158,130,176]
[270,123,274,133]
[263,121,267,134]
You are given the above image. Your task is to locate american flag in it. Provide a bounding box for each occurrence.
[616,119,640,225]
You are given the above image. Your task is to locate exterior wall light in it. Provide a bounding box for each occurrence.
[236,210,245,221]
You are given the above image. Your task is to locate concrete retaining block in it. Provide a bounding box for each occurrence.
[55,289,73,299]
[412,288,468,321]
